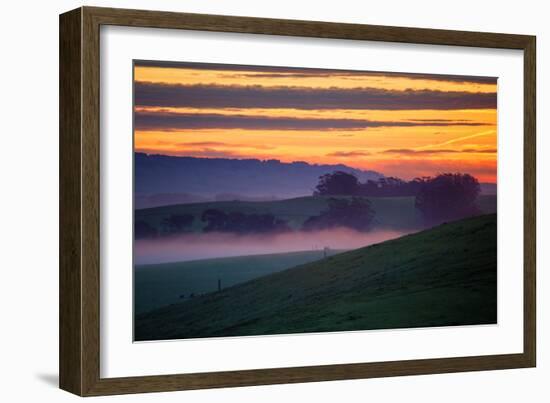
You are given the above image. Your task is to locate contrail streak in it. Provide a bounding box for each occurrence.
[417,129,496,150]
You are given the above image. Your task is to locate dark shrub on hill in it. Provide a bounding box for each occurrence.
[303,197,375,232]
[201,209,227,232]
[162,214,194,235]
[415,173,480,225]
[201,209,290,234]
[135,220,158,239]
[359,176,427,197]
[314,171,361,196]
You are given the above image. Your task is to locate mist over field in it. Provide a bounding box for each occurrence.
[134,227,414,265]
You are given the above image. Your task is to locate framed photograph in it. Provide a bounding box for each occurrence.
[59,6,536,396]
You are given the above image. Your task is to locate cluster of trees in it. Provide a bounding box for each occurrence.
[135,170,481,240]
[361,177,426,197]
[315,171,425,197]
[201,209,290,234]
[135,220,158,239]
[162,214,194,233]
[136,210,292,238]
[303,197,375,232]
[314,171,481,224]
[136,199,376,238]
[135,214,195,239]
[415,173,480,224]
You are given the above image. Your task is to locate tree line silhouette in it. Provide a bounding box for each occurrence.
[135,170,482,239]
[201,209,290,234]
[315,171,425,197]
[314,170,481,225]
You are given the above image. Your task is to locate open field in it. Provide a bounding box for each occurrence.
[135,249,343,314]
[135,214,497,341]
[135,194,497,233]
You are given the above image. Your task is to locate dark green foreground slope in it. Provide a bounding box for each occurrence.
[135,249,343,314]
[135,214,497,341]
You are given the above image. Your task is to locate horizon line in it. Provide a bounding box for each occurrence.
[135,151,497,184]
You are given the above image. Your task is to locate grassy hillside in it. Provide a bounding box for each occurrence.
[135,194,496,233]
[135,249,342,314]
[135,214,497,341]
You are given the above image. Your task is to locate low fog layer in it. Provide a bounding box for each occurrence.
[134,228,415,265]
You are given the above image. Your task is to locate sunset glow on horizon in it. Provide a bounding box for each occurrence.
[133,61,497,183]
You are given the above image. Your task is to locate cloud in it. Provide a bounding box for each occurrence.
[381,148,497,155]
[233,72,496,85]
[134,110,488,131]
[382,148,459,155]
[135,60,496,84]
[372,158,496,182]
[326,151,371,157]
[460,148,497,153]
[177,141,275,150]
[136,147,240,159]
[134,83,497,111]
[407,119,472,123]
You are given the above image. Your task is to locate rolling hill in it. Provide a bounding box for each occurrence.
[135,194,497,234]
[135,153,382,208]
[135,214,497,341]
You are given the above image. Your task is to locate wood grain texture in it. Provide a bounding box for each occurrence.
[59,6,537,396]
[81,6,102,396]
[523,38,536,367]
[85,6,532,49]
[85,354,530,396]
[59,8,82,396]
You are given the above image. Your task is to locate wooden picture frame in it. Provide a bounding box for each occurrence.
[59,6,536,396]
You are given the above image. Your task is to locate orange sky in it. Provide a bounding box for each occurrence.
[134,62,497,183]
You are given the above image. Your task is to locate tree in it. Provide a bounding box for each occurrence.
[415,173,480,224]
[225,212,290,234]
[162,214,194,235]
[314,171,360,196]
[134,220,158,239]
[201,209,228,232]
[358,176,428,197]
[303,197,375,232]
[201,209,290,234]
[359,179,380,196]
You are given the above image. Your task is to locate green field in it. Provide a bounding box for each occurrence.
[135,214,497,341]
[135,249,342,314]
[135,194,497,233]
